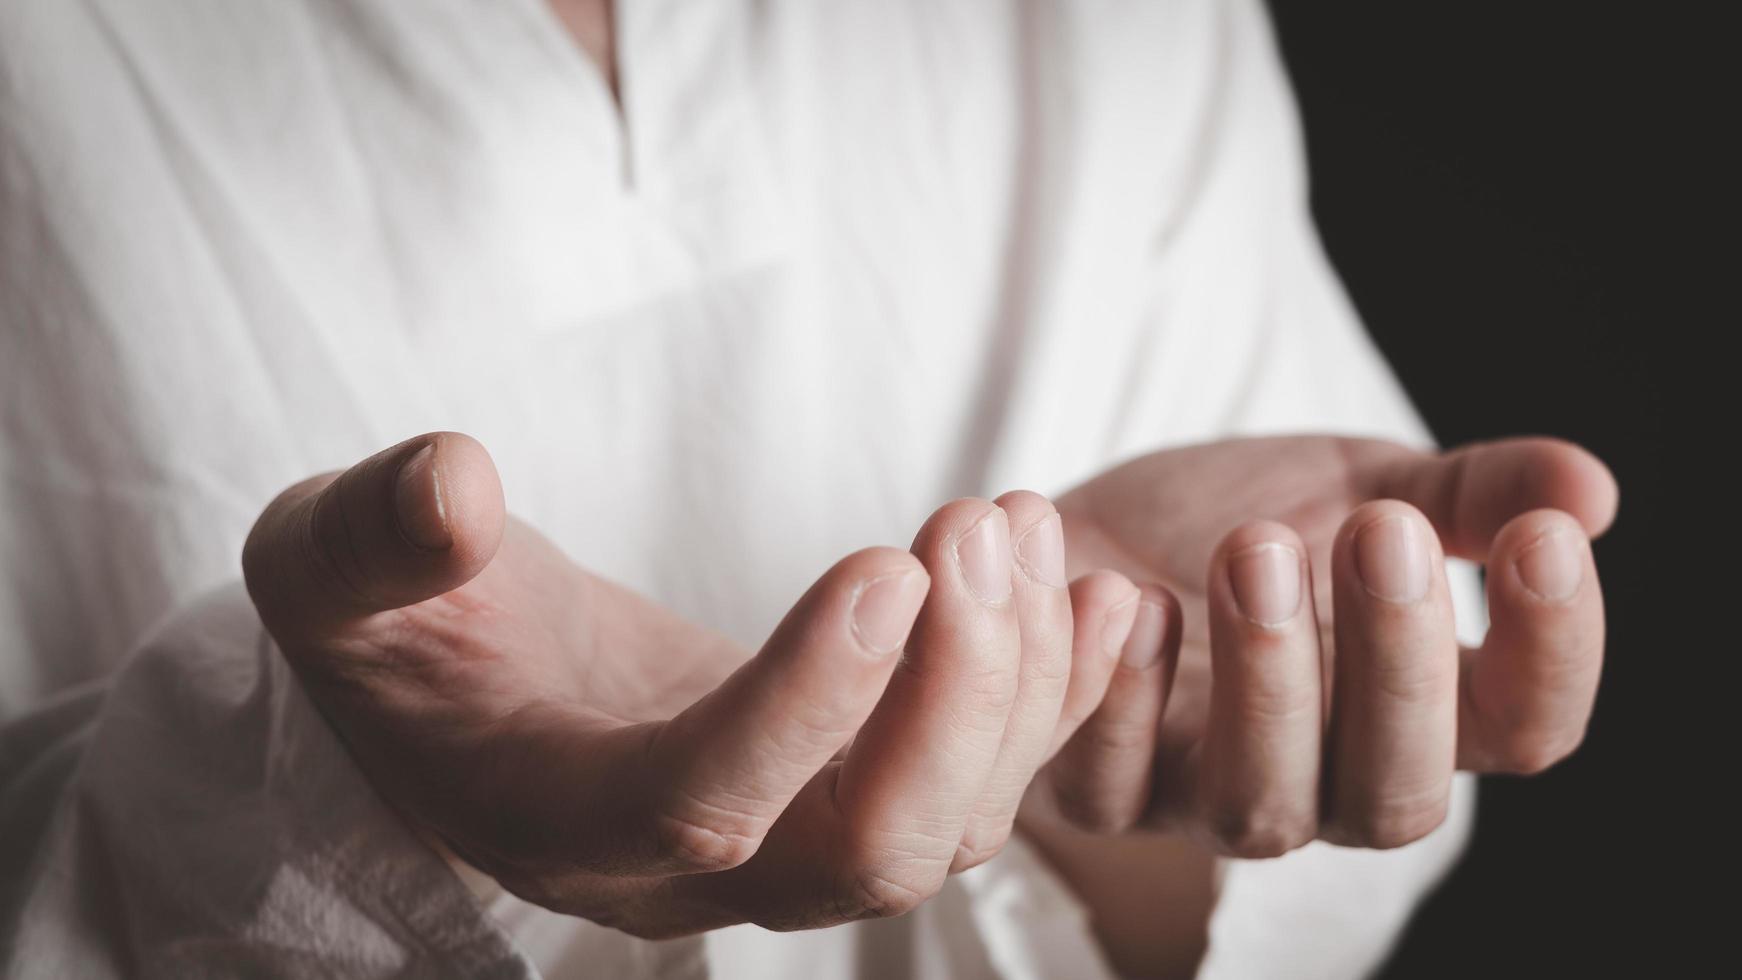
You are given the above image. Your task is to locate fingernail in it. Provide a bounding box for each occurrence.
[394,443,452,551]
[1101,595,1141,661]
[1228,543,1301,627]
[851,569,929,655]
[1122,600,1167,669]
[1516,530,1581,602]
[1014,514,1067,589]
[1354,516,1429,603]
[955,508,1013,605]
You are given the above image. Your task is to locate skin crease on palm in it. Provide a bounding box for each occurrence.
[237,2,1619,974]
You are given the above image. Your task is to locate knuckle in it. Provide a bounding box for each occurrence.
[652,805,764,873]
[771,693,860,755]
[1052,777,1139,834]
[1046,725,1156,832]
[1329,800,1450,850]
[938,684,1019,738]
[899,658,1018,729]
[1366,655,1456,704]
[1025,644,1075,690]
[1078,715,1155,758]
[1231,674,1319,725]
[950,828,1011,873]
[1204,806,1314,859]
[835,865,938,921]
[964,664,1022,715]
[1519,632,1602,688]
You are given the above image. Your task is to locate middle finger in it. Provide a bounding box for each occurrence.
[1195,520,1324,858]
[952,490,1076,870]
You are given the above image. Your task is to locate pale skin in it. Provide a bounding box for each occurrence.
[245,433,1160,934]
[1029,435,1612,976]
[239,3,1617,974]
[242,432,1614,969]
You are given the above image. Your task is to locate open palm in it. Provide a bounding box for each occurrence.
[1043,434,1615,852]
[244,433,1153,936]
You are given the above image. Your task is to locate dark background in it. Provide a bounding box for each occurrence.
[1266,2,1702,975]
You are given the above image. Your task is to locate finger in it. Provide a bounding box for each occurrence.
[455,547,930,886]
[1046,583,1179,833]
[1363,437,1618,560]
[954,491,1075,869]
[1457,509,1603,773]
[630,548,929,874]
[241,432,505,645]
[1046,570,1143,758]
[1194,522,1323,857]
[832,499,1022,909]
[1324,501,1459,848]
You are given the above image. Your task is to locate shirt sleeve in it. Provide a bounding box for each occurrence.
[0,584,533,980]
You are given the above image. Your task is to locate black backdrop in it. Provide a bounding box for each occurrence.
[1265,2,1692,975]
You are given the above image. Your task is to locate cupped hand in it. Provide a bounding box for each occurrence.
[241,433,1148,936]
[1027,435,1616,856]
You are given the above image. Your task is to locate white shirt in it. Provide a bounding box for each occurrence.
[0,1,1477,976]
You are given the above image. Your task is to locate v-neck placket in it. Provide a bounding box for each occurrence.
[512,0,791,330]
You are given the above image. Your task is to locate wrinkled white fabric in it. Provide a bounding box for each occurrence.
[0,1,1475,977]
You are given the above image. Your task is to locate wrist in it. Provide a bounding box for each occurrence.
[1018,815,1217,980]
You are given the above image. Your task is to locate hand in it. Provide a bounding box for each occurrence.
[241,433,1148,936]
[1027,435,1616,855]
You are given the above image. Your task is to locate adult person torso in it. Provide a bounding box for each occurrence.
[0,2,1469,976]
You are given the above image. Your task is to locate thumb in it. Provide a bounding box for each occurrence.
[1368,436,1619,560]
[242,432,506,642]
